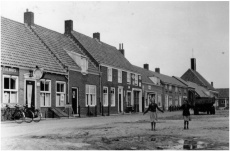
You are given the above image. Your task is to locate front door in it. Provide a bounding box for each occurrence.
[26,80,35,110]
[72,88,78,114]
[118,87,123,112]
[134,91,139,112]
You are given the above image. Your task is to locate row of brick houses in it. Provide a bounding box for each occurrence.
[1,10,225,118]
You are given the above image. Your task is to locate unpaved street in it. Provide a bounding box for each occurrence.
[1,110,229,150]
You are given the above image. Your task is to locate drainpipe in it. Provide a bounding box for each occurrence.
[99,64,103,116]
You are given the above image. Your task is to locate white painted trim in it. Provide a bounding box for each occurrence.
[71,87,79,114]
[102,86,108,106]
[132,88,142,112]
[24,79,37,109]
[2,75,19,104]
[110,87,115,107]
[118,87,124,112]
[40,79,52,107]
[55,81,66,107]
[85,84,97,107]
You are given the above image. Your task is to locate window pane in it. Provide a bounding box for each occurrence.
[10,92,17,103]
[10,78,16,89]
[3,91,10,103]
[60,84,64,92]
[90,86,96,94]
[57,83,60,92]
[56,94,60,106]
[45,93,50,106]
[86,85,89,93]
[45,81,49,91]
[40,81,45,91]
[4,77,10,89]
[40,93,45,106]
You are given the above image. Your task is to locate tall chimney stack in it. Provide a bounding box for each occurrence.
[119,43,125,56]
[24,9,34,26]
[144,64,149,70]
[93,32,100,41]
[191,58,196,71]
[155,68,160,73]
[211,82,213,87]
[65,20,73,35]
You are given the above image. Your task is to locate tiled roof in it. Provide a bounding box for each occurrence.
[186,81,211,97]
[32,25,99,73]
[216,88,229,98]
[71,31,136,73]
[1,17,66,74]
[132,65,187,88]
[181,69,216,91]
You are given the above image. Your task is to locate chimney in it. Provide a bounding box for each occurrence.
[211,82,213,87]
[119,43,125,56]
[155,68,160,73]
[65,20,73,35]
[24,9,34,26]
[93,32,100,41]
[191,58,196,71]
[143,64,149,70]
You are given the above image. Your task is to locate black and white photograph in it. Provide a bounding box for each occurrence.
[1,1,229,150]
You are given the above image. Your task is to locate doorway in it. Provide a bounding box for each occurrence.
[72,88,78,114]
[26,80,35,110]
[118,87,123,112]
[134,91,139,112]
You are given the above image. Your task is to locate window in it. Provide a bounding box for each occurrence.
[56,82,66,107]
[103,87,108,106]
[66,51,88,74]
[169,85,172,92]
[135,74,138,86]
[110,87,115,106]
[165,85,168,90]
[86,85,96,106]
[139,75,141,80]
[40,80,51,107]
[3,75,18,103]
[169,96,173,106]
[148,85,151,90]
[139,82,142,87]
[158,94,162,107]
[127,72,131,84]
[118,70,122,83]
[175,87,178,93]
[108,67,112,82]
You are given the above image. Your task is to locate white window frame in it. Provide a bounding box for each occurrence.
[127,72,131,84]
[118,69,122,83]
[107,67,112,82]
[3,75,18,104]
[56,81,66,107]
[158,94,162,107]
[169,85,172,92]
[110,87,115,107]
[85,85,97,106]
[135,74,138,86]
[40,79,51,107]
[103,87,108,106]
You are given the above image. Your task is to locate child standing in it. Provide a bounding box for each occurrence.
[143,97,164,131]
[181,99,192,129]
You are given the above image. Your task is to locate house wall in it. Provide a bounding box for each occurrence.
[68,70,100,116]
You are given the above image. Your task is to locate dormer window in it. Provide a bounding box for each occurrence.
[149,76,160,85]
[66,51,88,74]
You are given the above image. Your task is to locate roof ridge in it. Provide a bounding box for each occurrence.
[1,16,25,26]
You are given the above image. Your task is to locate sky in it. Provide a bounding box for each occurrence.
[1,1,229,88]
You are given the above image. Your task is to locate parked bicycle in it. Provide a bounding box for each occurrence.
[30,105,42,122]
[22,105,34,123]
[2,104,25,124]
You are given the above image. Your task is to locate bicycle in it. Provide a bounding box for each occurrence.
[22,105,34,123]
[2,104,25,124]
[32,107,42,122]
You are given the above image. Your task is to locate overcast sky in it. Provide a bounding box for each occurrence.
[1,1,229,88]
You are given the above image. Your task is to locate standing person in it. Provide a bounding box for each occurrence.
[143,97,164,131]
[181,99,192,130]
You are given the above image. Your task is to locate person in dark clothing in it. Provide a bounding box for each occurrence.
[143,97,164,131]
[180,99,192,130]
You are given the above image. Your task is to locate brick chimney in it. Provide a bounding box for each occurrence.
[211,82,213,87]
[93,32,100,41]
[24,9,34,26]
[144,64,149,70]
[191,58,196,71]
[155,68,160,73]
[65,20,73,35]
[119,43,125,56]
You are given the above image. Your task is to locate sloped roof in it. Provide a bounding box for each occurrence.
[32,25,98,73]
[1,17,66,74]
[71,31,136,73]
[132,65,187,88]
[181,69,216,91]
[216,88,229,98]
[186,81,211,97]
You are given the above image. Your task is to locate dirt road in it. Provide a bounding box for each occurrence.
[1,110,229,150]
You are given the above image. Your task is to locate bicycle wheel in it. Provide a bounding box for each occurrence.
[33,110,42,122]
[14,111,25,124]
[24,110,34,123]
[5,109,13,121]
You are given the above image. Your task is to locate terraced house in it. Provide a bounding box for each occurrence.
[133,64,188,111]
[64,20,143,114]
[1,16,67,117]
[23,10,101,117]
